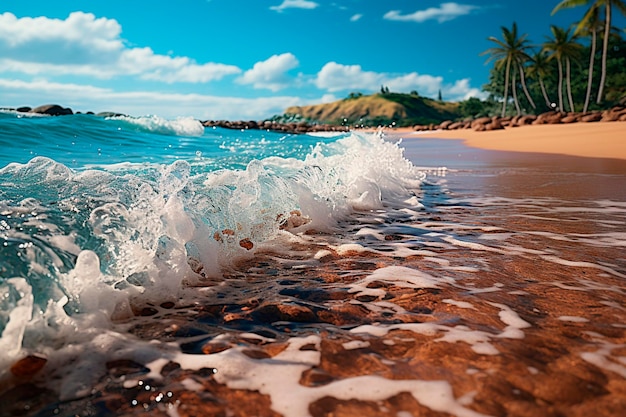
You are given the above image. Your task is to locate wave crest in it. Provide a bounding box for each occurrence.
[107,114,204,137]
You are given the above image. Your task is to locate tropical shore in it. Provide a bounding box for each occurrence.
[388,122,626,160]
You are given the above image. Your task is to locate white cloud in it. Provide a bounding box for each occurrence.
[350,14,363,22]
[444,78,485,100]
[270,0,319,12]
[237,53,300,91]
[314,62,480,101]
[320,93,339,103]
[384,2,478,23]
[0,78,109,97]
[385,73,444,96]
[0,12,241,83]
[0,12,122,66]
[315,62,382,92]
[0,78,303,120]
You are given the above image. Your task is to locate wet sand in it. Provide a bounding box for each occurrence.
[394,122,626,160]
[394,136,626,201]
[2,134,626,417]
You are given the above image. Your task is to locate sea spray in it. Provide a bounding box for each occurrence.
[106,114,205,137]
[0,127,426,397]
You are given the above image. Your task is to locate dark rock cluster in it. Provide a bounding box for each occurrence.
[14,104,75,116]
[4,104,105,116]
[412,105,626,132]
[201,119,350,134]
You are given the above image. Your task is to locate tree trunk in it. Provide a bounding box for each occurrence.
[597,4,611,104]
[502,57,512,117]
[511,70,521,115]
[566,57,575,112]
[584,29,597,112]
[518,63,536,109]
[557,57,564,112]
[539,78,552,109]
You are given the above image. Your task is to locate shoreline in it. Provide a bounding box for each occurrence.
[381,122,626,160]
[3,104,625,160]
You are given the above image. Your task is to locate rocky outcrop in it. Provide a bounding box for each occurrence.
[5,105,116,117]
[96,111,127,118]
[31,104,73,116]
[201,119,350,134]
[409,105,626,133]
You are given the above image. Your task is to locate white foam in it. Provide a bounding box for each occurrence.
[313,249,333,260]
[306,131,348,138]
[355,227,386,240]
[342,340,371,350]
[443,299,476,309]
[558,316,589,323]
[157,334,488,417]
[180,377,204,392]
[351,302,531,356]
[0,278,34,373]
[528,366,539,375]
[541,255,626,279]
[351,322,498,355]
[580,338,626,378]
[348,266,453,299]
[108,115,205,136]
[487,302,531,339]
[334,243,372,255]
[437,325,499,355]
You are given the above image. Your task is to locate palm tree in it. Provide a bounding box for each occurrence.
[482,23,535,116]
[553,0,626,104]
[574,8,603,112]
[510,68,522,114]
[544,26,581,112]
[527,51,553,109]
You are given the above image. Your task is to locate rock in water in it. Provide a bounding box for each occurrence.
[10,355,48,377]
[31,104,73,116]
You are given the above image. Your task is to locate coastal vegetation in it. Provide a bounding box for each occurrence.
[482,0,626,115]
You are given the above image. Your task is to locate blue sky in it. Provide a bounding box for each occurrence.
[0,1,623,120]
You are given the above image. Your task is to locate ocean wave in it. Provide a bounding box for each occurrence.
[0,132,426,395]
[0,133,425,305]
[106,114,205,137]
[305,130,350,138]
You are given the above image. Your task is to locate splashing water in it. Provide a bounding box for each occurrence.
[0,111,426,396]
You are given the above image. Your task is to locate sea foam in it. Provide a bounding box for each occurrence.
[0,131,426,394]
[107,114,205,136]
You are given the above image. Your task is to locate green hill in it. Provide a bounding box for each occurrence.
[283,93,461,127]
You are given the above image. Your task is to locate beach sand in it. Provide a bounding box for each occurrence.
[389,122,626,160]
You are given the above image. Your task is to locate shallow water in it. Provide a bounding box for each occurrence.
[1,117,625,416]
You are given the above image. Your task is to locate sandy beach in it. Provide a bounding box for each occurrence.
[389,122,626,160]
